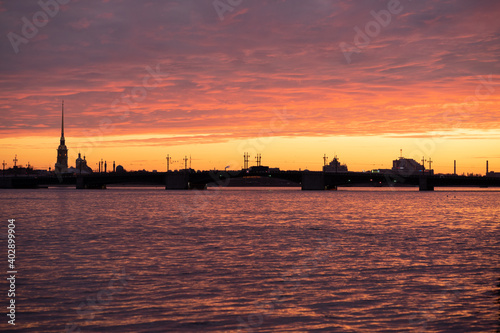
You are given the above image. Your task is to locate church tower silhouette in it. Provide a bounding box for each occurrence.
[55,101,68,173]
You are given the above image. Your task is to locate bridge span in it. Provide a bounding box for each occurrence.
[3,170,499,191]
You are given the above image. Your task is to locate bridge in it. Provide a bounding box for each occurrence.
[2,170,500,191]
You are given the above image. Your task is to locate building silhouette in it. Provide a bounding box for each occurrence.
[54,101,68,173]
[323,156,348,172]
[392,156,424,174]
[68,153,93,174]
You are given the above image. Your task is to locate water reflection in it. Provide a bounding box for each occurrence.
[0,187,498,332]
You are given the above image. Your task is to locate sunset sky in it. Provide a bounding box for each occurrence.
[1,0,499,173]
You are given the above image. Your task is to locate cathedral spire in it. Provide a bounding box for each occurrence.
[61,100,65,140]
[55,100,68,173]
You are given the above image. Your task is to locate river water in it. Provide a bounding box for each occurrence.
[1,187,499,332]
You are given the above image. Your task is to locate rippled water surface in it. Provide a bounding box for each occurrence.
[1,187,499,332]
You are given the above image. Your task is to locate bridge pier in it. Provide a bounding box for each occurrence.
[419,176,434,191]
[76,176,106,189]
[76,176,85,189]
[301,172,325,190]
[165,172,189,190]
[0,178,13,189]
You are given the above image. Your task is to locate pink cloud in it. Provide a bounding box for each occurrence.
[69,17,91,30]
[0,0,498,144]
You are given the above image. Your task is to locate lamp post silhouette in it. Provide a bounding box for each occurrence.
[243,152,250,170]
[166,154,171,172]
[13,155,18,177]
